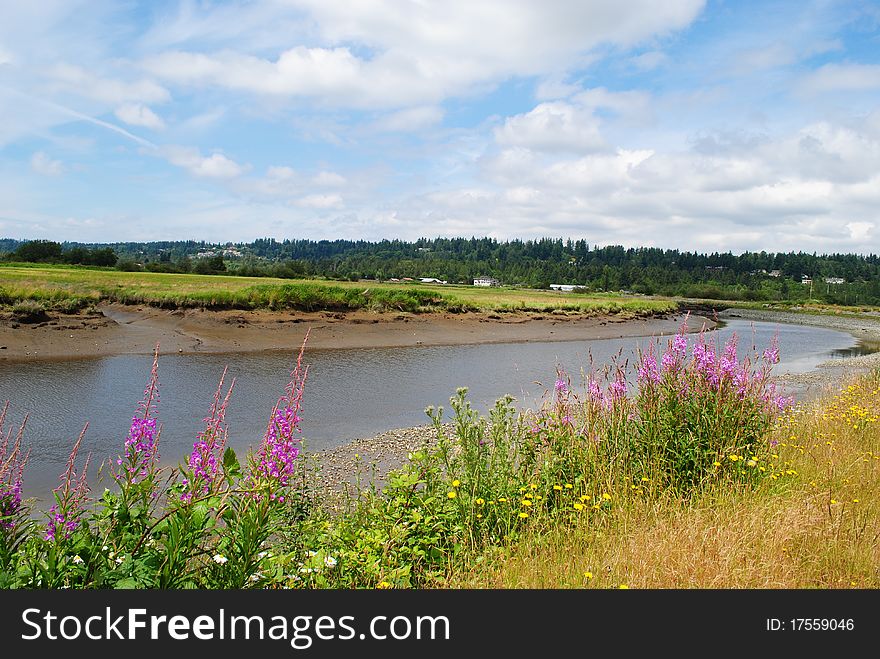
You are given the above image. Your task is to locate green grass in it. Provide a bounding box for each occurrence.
[0,263,676,316]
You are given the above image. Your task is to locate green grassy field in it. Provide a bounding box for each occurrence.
[0,263,676,315]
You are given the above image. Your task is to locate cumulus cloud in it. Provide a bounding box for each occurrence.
[114,103,165,130]
[495,101,607,153]
[400,108,880,253]
[160,145,246,179]
[30,151,64,176]
[141,1,705,109]
[494,88,650,154]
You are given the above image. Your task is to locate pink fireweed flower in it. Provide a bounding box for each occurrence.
[554,377,568,396]
[733,364,750,399]
[637,349,661,386]
[250,332,310,496]
[719,334,739,381]
[775,395,794,412]
[45,425,91,542]
[607,375,627,403]
[662,332,688,373]
[182,368,235,502]
[692,337,716,377]
[116,349,161,486]
[123,417,158,481]
[662,312,691,373]
[587,378,604,404]
[763,334,780,365]
[0,406,29,531]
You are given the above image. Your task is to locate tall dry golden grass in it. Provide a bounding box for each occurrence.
[446,373,880,588]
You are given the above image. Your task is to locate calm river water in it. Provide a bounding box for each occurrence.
[0,318,871,502]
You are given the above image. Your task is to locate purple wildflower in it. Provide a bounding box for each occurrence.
[662,330,688,373]
[182,368,235,502]
[775,395,794,412]
[763,334,780,365]
[733,364,750,399]
[692,337,716,377]
[672,332,688,359]
[554,378,568,396]
[637,349,661,386]
[719,334,739,380]
[587,378,604,404]
[116,349,161,486]
[0,405,29,531]
[45,425,91,542]
[250,332,309,496]
[607,375,627,402]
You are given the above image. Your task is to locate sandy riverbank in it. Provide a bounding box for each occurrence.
[0,303,706,362]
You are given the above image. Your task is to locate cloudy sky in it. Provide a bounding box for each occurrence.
[1,0,879,253]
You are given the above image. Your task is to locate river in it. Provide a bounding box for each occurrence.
[0,317,872,503]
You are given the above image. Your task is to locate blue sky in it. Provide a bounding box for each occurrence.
[1,0,879,253]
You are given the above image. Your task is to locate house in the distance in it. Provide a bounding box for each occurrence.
[473,276,500,287]
[549,284,586,292]
[824,277,846,285]
[420,277,447,284]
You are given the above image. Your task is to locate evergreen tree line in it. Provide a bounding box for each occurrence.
[3,236,880,305]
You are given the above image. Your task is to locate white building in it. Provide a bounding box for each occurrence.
[473,276,499,287]
[824,277,846,285]
[549,284,586,292]
[420,277,447,284]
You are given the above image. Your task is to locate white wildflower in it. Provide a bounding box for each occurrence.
[213,554,228,565]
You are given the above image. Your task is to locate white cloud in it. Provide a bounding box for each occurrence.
[371,106,444,132]
[30,151,64,176]
[49,63,170,105]
[114,103,165,130]
[312,171,347,187]
[798,63,880,95]
[629,50,667,71]
[846,221,873,242]
[495,101,607,153]
[141,1,705,109]
[534,75,583,101]
[160,145,246,179]
[494,88,650,154]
